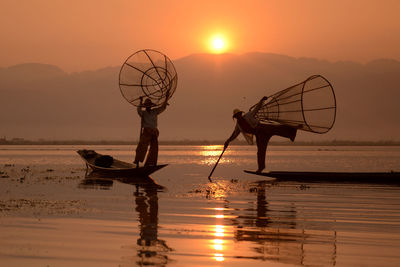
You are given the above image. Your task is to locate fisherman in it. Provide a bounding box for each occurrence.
[224,96,297,173]
[134,93,169,167]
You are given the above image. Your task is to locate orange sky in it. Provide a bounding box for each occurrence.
[1,0,400,72]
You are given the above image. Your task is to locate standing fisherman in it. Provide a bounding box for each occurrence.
[224,96,297,173]
[134,92,169,167]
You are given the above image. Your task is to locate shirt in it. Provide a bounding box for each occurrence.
[237,116,256,134]
[137,105,166,129]
[229,98,264,145]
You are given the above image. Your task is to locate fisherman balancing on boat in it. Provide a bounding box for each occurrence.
[224,96,297,173]
[134,92,169,168]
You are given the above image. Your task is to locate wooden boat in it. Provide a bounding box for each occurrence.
[77,149,167,177]
[244,170,400,185]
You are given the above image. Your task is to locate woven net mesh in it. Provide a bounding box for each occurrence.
[119,49,177,107]
[253,75,336,134]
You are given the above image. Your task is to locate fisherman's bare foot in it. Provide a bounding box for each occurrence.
[256,167,265,174]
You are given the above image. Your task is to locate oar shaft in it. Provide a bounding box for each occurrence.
[208,147,226,181]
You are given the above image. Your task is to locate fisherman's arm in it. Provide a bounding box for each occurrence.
[224,125,240,149]
[137,97,144,116]
[155,91,170,114]
[251,96,268,114]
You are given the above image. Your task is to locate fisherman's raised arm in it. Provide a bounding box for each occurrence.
[137,97,144,116]
[254,96,268,113]
[249,96,268,117]
[155,91,170,114]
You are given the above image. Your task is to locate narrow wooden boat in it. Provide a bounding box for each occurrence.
[244,170,400,185]
[77,149,167,177]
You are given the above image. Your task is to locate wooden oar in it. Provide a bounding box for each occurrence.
[208,146,226,182]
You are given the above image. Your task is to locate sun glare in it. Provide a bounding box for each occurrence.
[209,34,228,54]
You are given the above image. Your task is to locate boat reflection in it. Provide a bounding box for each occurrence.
[79,172,172,266]
[79,170,164,191]
[78,176,114,190]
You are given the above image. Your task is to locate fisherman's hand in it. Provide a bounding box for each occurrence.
[262,96,268,101]
[139,96,144,104]
[224,140,229,149]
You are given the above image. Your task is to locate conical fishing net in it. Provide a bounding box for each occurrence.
[119,49,178,107]
[253,75,336,134]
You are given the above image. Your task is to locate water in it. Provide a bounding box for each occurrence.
[0,145,400,266]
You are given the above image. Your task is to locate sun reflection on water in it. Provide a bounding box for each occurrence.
[214,224,225,237]
[200,145,233,166]
[206,182,229,199]
[210,208,226,262]
[212,239,224,251]
[213,253,225,262]
[199,145,224,157]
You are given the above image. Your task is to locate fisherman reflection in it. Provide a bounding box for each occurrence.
[78,174,172,265]
[234,182,272,233]
[254,182,296,228]
[134,185,172,266]
[233,182,306,264]
[255,182,269,228]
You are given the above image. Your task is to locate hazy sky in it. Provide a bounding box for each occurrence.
[1,0,400,72]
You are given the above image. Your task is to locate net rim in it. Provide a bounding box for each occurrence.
[253,74,337,134]
[118,49,178,108]
[300,75,336,134]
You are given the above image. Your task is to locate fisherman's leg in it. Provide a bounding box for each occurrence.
[255,132,271,173]
[259,124,297,142]
[145,129,159,166]
[135,128,152,164]
[275,125,297,141]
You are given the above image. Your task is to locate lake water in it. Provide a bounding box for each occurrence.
[0,145,400,266]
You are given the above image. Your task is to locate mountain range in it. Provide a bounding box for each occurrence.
[1,52,400,141]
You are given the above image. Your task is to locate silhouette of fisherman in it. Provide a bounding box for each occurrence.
[224,96,297,173]
[134,92,169,167]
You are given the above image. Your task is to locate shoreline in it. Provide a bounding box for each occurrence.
[1,140,400,146]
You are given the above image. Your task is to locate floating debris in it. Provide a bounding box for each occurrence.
[21,167,30,173]
[299,184,310,190]
[187,189,202,193]
[0,198,86,215]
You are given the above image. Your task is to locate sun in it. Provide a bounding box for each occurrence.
[209,34,228,54]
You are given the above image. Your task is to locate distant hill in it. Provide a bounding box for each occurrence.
[1,53,400,141]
